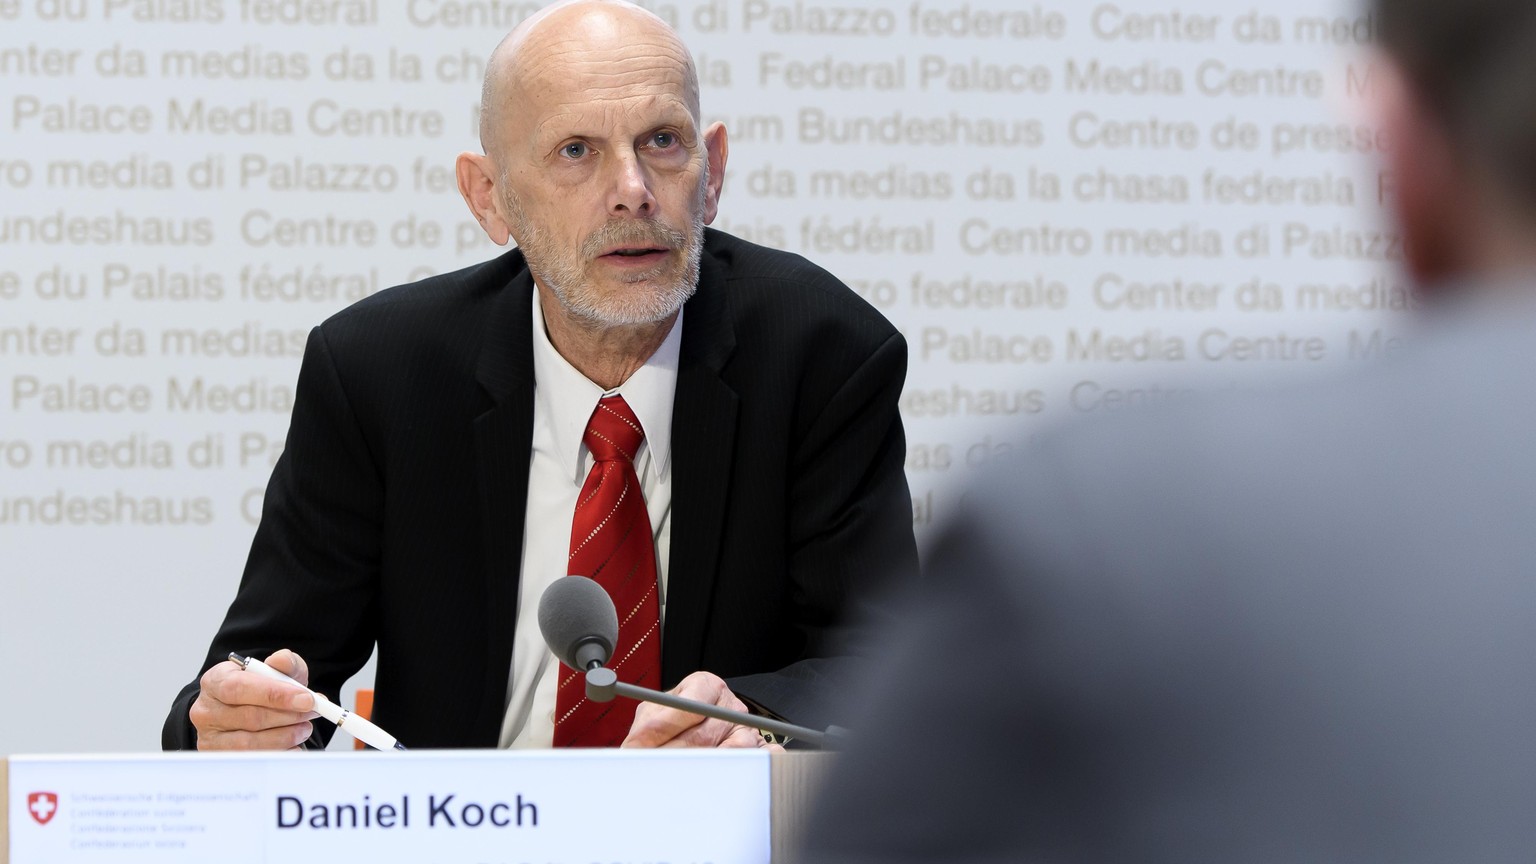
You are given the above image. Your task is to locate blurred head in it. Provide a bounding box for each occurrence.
[456,0,728,327]
[1374,0,1536,286]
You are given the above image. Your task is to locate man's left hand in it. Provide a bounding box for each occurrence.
[620,671,785,751]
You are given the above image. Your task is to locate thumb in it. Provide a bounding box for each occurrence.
[264,649,310,688]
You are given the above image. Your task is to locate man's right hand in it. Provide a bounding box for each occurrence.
[189,649,319,750]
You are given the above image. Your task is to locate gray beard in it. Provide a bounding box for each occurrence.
[504,167,709,328]
[538,213,703,328]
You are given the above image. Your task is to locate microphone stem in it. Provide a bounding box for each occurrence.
[608,680,830,746]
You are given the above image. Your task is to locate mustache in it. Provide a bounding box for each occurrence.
[583,219,689,257]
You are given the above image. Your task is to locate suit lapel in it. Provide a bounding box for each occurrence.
[664,248,739,687]
[472,266,536,742]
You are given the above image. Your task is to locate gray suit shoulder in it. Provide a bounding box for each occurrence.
[968,308,1536,609]
[802,309,1536,861]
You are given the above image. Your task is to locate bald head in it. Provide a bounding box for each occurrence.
[453,0,729,337]
[479,0,700,158]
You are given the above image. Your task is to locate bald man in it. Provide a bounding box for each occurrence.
[163,0,916,752]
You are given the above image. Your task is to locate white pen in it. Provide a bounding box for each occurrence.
[228,652,407,752]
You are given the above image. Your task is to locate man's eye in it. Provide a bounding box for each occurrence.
[652,132,676,148]
[562,142,588,159]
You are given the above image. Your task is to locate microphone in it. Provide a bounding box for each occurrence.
[537,576,845,748]
[537,575,618,672]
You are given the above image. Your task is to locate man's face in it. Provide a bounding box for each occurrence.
[495,40,718,327]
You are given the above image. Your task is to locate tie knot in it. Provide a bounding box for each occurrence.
[584,395,644,464]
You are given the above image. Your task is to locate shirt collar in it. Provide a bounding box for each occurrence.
[530,288,680,483]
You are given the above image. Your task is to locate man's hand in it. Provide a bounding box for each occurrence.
[620,671,785,751]
[189,649,318,751]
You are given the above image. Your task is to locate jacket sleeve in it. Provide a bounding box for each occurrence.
[726,329,919,732]
[162,326,382,750]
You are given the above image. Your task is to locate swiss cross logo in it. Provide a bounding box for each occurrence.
[27,791,59,826]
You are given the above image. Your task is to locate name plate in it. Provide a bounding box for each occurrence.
[8,750,770,863]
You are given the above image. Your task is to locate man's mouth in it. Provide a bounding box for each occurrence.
[604,246,668,258]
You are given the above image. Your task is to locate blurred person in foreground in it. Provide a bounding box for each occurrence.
[164,0,915,752]
[803,0,1536,859]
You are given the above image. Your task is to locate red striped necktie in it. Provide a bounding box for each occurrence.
[553,395,663,747]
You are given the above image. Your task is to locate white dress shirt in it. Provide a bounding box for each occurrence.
[499,288,680,748]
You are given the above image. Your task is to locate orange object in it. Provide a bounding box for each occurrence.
[352,689,374,750]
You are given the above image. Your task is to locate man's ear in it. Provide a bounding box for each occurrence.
[701,121,729,225]
[456,152,512,246]
[1376,57,1473,287]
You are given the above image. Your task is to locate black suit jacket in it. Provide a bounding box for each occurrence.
[164,229,917,749]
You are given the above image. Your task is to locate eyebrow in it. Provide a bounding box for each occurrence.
[532,100,697,148]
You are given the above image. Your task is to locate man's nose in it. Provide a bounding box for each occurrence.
[606,151,657,216]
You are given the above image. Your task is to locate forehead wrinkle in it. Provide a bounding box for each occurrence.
[520,46,695,145]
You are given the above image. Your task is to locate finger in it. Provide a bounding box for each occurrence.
[622,703,707,748]
[623,671,753,747]
[671,671,744,710]
[211,701,317,733]
[197,720,314,752]
[189,688,315,745]
[216,668,315,713]
[201,659,314,713]
[655,717,730,748]
[658,709,767,748]
[656,719,762,749]
[718,723,766,749]
[264,649,310,687]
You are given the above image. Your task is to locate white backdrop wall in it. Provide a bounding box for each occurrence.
[0,0,1400,753]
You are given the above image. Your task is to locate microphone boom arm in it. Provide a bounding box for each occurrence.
[583,666,842,747]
